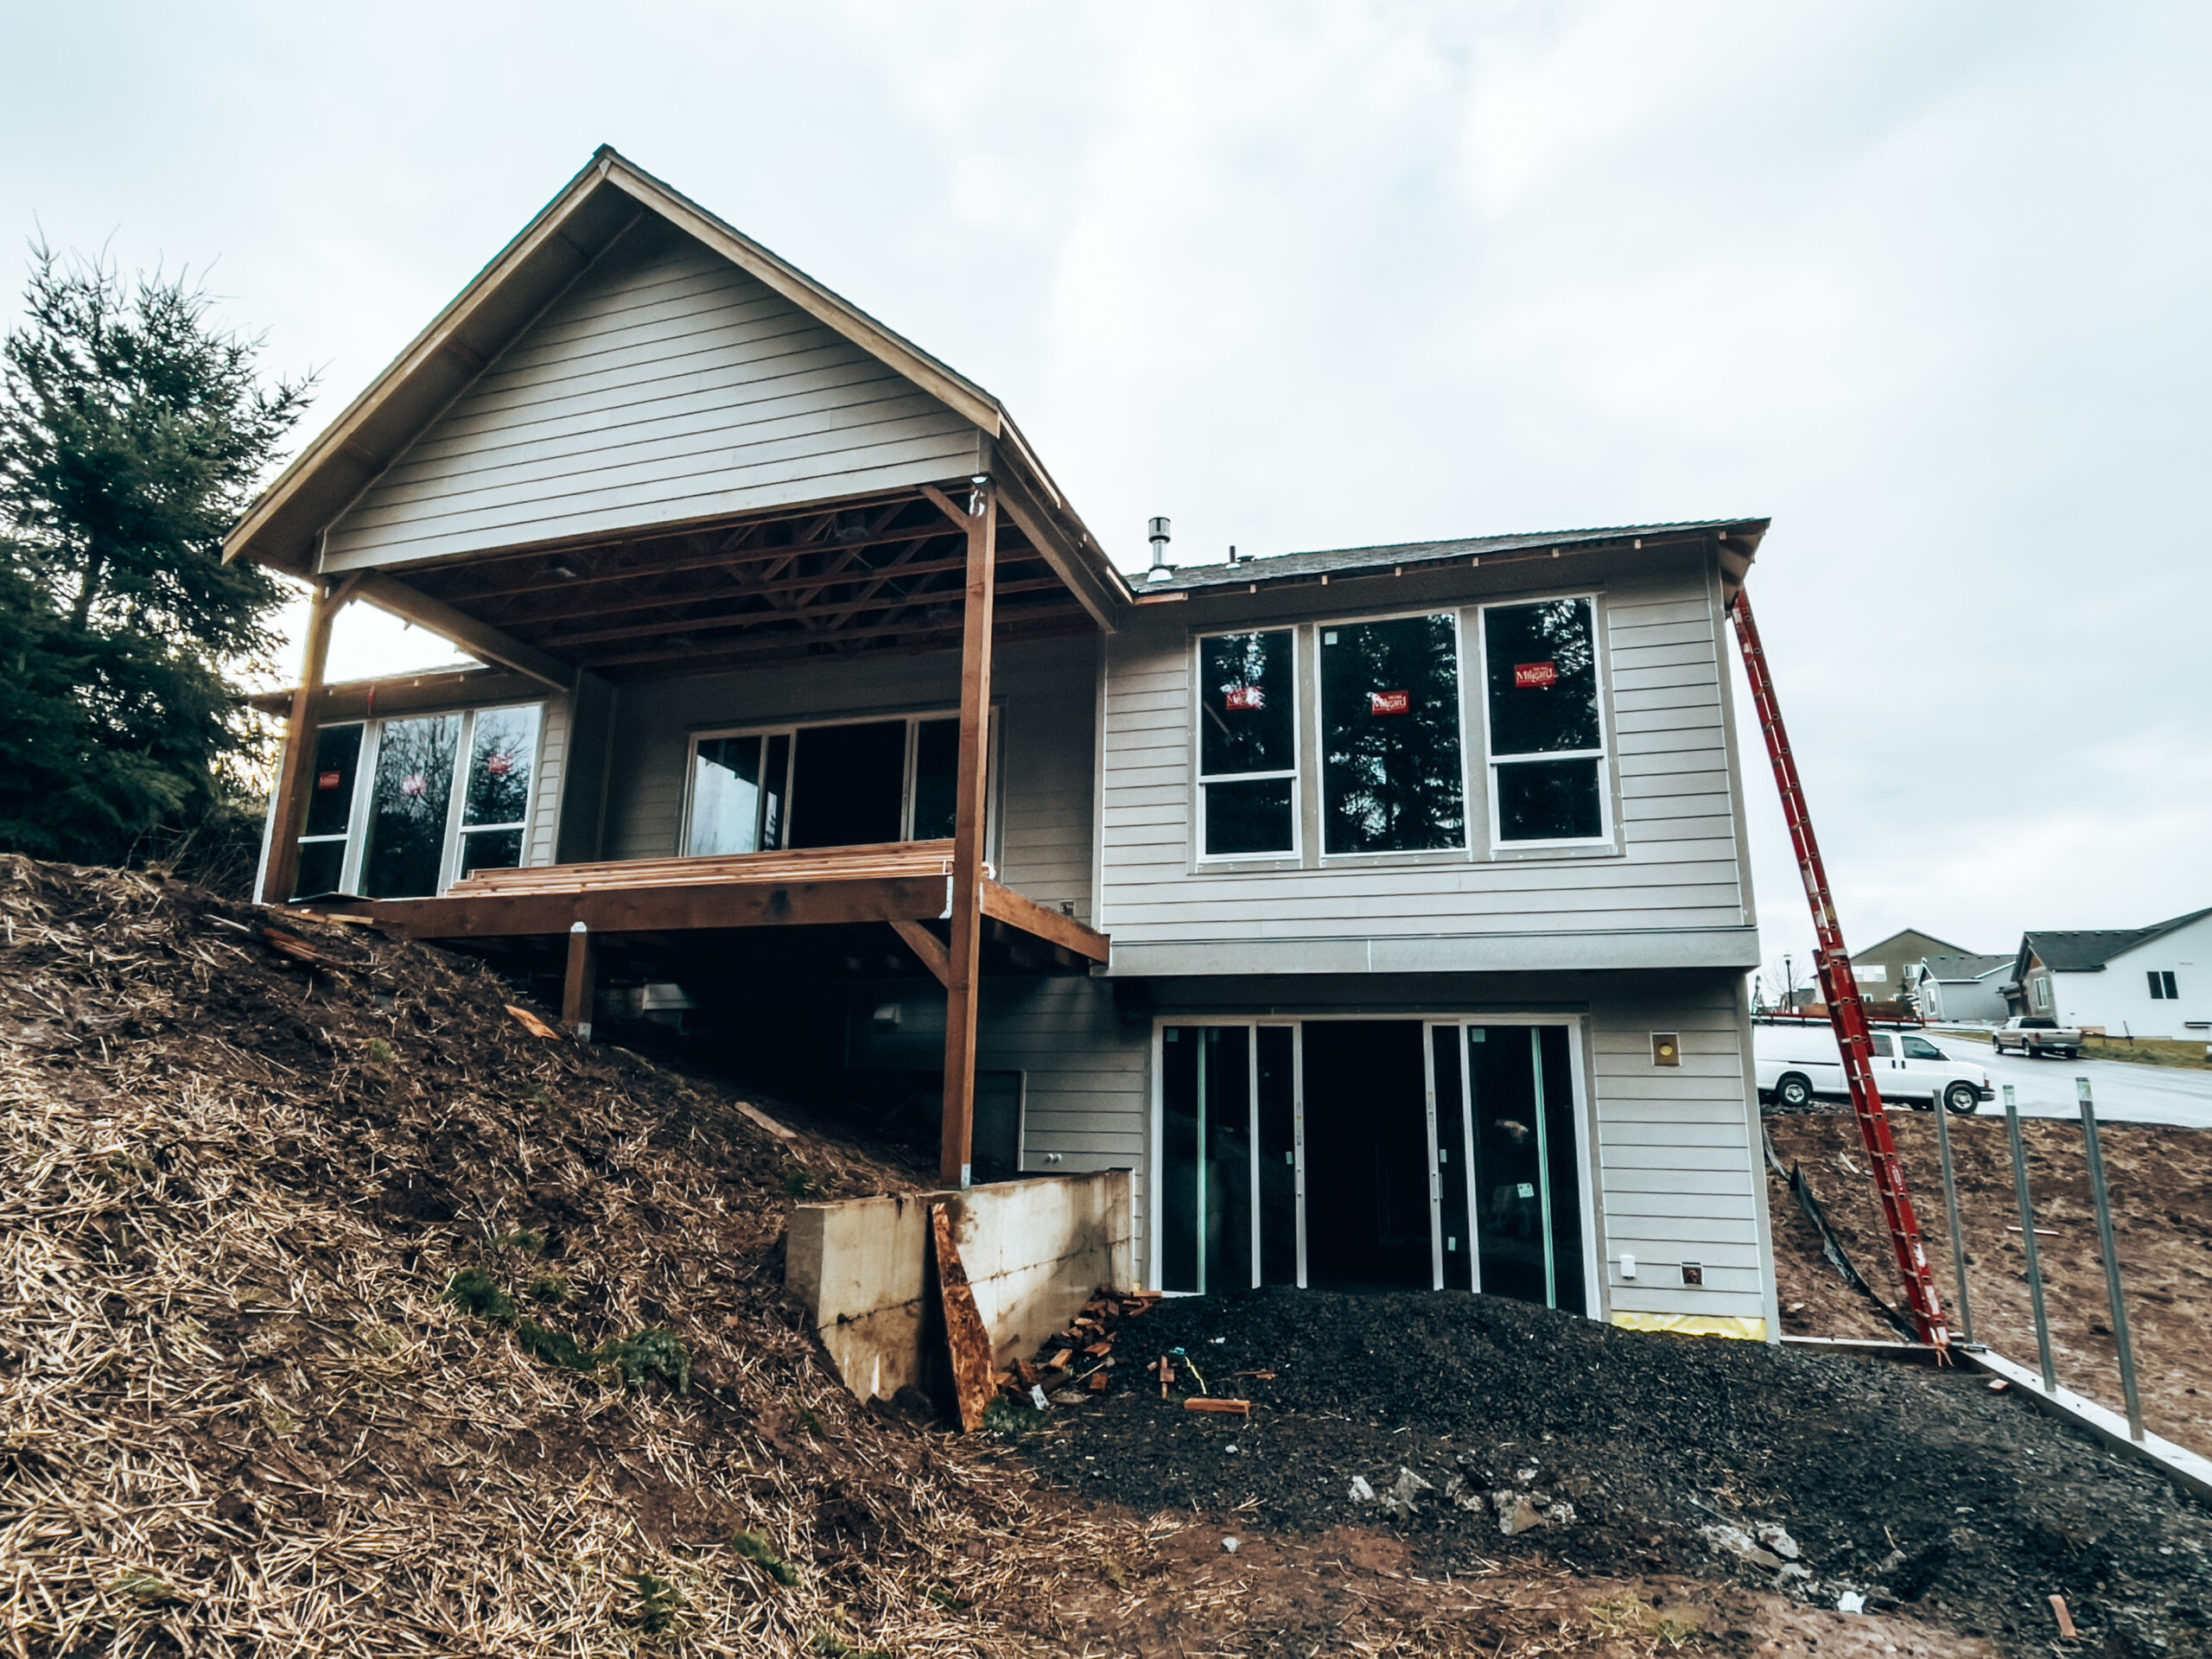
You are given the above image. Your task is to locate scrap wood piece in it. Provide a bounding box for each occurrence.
[1184,1397,1250,1417]
[260,927,342,969]
[2050,1595,2078,1639]
[1232,1370,1277,1381]
[1084,1340,1114,1357]
[734,1101,799,1142]
[930,1204,995,1433]
[504,1004,563,1040]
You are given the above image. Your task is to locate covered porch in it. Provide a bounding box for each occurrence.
[257,475,1117,1188]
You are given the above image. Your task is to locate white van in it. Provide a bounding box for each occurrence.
[1753,1022,1993,1116]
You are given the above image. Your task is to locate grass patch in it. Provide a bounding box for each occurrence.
[442,1266,516,1322]
[2084,1036,2211,1071]
[625,1570,683,1634]
[729,1529,803,1587]
[982,1395,1051,1438]
[365,1039,393,1065]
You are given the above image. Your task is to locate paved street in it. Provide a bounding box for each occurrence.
[1929,1033,2212,1128]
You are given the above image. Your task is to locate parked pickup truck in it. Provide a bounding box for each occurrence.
[1992,1016,2085,1060]
[1754,1023,1995,1115]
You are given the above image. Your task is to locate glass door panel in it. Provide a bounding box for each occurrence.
[1466,1025,1586,1312]
[1256,1027,1299,1286]
[1160,1026,1253,1294]
[1431,1025,1475,1291]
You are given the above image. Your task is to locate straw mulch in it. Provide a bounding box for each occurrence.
[0,857,1127,1656]
[0,857,1624,1657]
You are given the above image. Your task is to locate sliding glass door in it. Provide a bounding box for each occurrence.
[1156,1018,1590,1312]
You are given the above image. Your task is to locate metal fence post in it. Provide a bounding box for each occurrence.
[2077,1078,2145,1440]
[1933,1092,1976,1347]
[2003,1085,2058,1391]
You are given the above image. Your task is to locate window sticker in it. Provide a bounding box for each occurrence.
[1368,690,1410,716]
[1513,661,1559,690]
[1224,684,1264,712]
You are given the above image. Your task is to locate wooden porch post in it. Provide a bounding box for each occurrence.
[939,477,997,1187]
[259,579,346,906]
[563,921,598,1040]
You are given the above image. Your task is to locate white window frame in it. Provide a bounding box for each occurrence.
[1312,607,1473,860]
[1192,626,1302,863]
[290,702,544,899]
[680,707,998,860]
[1475,594,1614,851]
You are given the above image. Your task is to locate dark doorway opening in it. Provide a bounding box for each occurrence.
[1301,1020,1431,1287]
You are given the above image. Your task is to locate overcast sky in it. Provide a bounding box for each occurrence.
[8,2,2208,974]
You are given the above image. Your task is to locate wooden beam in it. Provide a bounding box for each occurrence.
[889,918,953,988]
[353,570,575,690]
[562,922,597,1039]
[981,882,1109,964]
[258,576,354,906]
[939,480,997,1188]
[536,574,1065,652]
[366,873,954,940]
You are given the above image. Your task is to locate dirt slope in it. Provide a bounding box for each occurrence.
[1766,1107,2212,1457]
[0,857,1154,1656]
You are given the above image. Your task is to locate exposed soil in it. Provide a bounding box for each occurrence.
[14,852,2211,1656]
[13,852,1980,1657]
[1013,1287,2212,1656]
[1766,1107,2212,1458]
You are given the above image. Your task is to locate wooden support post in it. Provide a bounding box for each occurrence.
[938,478,996,1188]
[562,921,597,1040]
[259,578,348,906]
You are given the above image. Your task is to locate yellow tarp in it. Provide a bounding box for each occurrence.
[1610,1311,1770,1343]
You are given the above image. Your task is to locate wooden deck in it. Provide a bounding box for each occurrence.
[317,840,1109,968]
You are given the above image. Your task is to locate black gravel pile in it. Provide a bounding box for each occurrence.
[1020,1287,2212,1656]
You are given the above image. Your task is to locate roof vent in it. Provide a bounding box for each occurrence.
[1146,517,1174,583]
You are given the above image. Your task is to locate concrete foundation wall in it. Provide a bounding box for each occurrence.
[787,1169,1135,1402]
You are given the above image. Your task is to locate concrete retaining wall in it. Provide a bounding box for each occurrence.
[786,1171,1135,1403]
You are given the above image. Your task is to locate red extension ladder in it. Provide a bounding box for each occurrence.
[1727,588,1951,1351]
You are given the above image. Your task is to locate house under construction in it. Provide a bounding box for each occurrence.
[236,149,1779,1343]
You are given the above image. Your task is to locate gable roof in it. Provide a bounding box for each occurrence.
[1852,926,1973,963]
[1916,953,2012,982]
[1142,518,1769,603]
[2018,906,2212,973]
[223,146,1122,618]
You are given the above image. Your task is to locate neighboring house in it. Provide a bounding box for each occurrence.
[2003,910,2212,1038]
[1910,954,2012,1023]
[1847,927,1974,1004]
[235,148,1781,1341]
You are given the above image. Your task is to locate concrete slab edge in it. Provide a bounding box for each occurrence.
[1781,1334,2211,1503]
[1960,1348,2212,1506]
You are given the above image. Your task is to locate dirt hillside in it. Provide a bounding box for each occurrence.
[1765,1106,2212,1457]
[0,857,1192,1656]
[9,853,2202,1656]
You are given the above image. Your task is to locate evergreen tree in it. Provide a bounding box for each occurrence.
[0,245,313,889]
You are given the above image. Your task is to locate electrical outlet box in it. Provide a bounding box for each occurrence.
[1681,1261,1704,1287]
[1651,1032,1681,1066]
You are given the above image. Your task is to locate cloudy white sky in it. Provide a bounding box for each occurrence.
[8,2,2208,975]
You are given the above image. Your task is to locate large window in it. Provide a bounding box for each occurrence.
[686,713,968,857]
[1319,613,1466,855]
[1479,597,1608,845]
[288,703,542,899]
[1197,630,1297,857]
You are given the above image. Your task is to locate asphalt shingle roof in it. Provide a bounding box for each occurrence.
[1139,518,1768,593]
[2021,907,2212,971]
